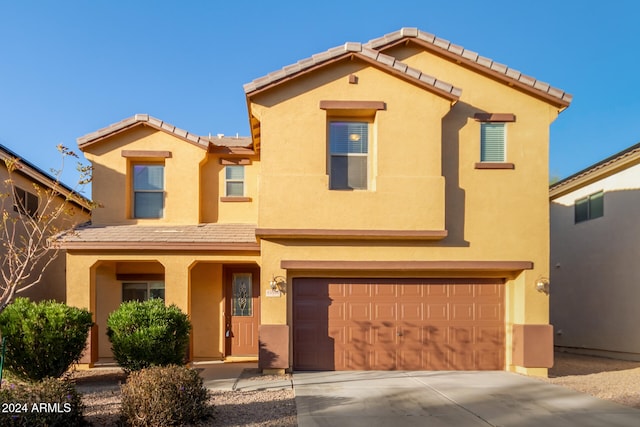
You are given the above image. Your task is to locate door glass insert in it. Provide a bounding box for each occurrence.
[232,273,253,316]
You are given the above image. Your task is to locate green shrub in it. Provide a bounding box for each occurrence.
[120,364,210,426]
[0,297,93,382]
[0,377,85,426]
[106,299,191,372]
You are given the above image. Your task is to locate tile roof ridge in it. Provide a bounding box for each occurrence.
[365,27,572,107]
[244,41,461,99]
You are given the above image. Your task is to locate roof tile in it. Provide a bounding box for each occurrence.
[244,39,461,101]
[362,27,572,107]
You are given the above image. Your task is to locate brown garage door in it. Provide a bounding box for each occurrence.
[293,278,504,370]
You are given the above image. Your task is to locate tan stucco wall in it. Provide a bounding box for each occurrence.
[250,47,561,375]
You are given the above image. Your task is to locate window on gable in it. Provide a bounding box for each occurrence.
[225,165,245,197]
[133,164,164,218]
[122,281,165,302]
[13,187,38,218]
[575,191,603,223]
[329,121,368,190]
[480,122,506,162]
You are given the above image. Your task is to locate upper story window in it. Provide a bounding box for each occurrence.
[329,121,368,190]
[480,122,506,162]
[575,191,603,223]
[474,113,515,170]
[225,165,245,197]
[13,187,38,218]
[133,164,164,218]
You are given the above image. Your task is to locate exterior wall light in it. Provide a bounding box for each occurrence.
[269,275,286,291]
[535,277,550,295]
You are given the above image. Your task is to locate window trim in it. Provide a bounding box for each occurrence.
[328,120,370,190]
[131,162,165,219]
[225,165,245,197]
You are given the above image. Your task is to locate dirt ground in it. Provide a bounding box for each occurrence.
[545,351,640,409]
[70,352,640,426]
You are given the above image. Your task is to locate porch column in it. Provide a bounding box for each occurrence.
[66,254,98,367]
[163,258,190,315]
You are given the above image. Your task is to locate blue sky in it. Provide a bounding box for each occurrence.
[1,1,639,192]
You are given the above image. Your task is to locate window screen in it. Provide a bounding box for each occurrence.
[329,122,368,190]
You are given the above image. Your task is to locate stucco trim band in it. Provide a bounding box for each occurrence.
[512,324,554,368]
[281,260,534,271]
[256,228,448,240]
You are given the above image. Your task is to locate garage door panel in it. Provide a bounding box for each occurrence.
[451,303,474,321]
[374,283,396,298]
[348,302,371,320]
[400,302,423,321]
[374,302,396,320]
[293,279,504,370]
[427,304,449,321]
[477,303,502,321]
[451,284,474,297]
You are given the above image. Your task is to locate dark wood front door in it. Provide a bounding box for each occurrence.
[225,267,260,356]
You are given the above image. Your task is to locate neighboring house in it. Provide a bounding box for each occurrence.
[550,142,640,361]
[0,144,91,302]
[62,28,571,376]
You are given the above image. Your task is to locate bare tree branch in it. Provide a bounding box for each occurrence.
[0,145,93,313]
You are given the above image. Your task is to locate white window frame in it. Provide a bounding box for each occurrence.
[132,163,165,219]
[480,122,507,162]
[329,121,369,190]
[225,165,245,197]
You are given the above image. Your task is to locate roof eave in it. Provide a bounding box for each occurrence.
[372,35,571,109]
[549,142,640,199]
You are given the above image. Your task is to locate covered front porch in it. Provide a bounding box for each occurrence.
[66,253,261,368]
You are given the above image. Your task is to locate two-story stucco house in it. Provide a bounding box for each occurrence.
[550,142,640,361]
[62,28,571,376]
[0,144,91,302]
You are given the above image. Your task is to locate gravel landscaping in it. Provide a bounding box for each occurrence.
[69,352,640,426]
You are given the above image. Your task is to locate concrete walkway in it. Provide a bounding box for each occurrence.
[193,364,640,426]
[192,361,292,391]
[293,371,640,427]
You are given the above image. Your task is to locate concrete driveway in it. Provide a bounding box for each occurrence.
[293,371,640,426]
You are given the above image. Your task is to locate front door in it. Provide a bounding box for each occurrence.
[224,267,260,356]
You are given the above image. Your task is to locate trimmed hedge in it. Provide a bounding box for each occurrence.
[0,298,93,382]
[106,299,191,372]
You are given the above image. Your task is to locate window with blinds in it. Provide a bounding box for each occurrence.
[329,121,368,190]
[225,165,245,196]
[133,164,164,218]
[480,122,506,162]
